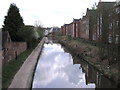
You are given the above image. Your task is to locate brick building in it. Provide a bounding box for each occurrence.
[80,15,89,40]
[1,31,27,66]
[91,10,98,41]
[97,2,115,43]
[68,23,72,36]
[62,24,68,35]
[69,23,73,37]
[60,1,119,44]
[65,24,70,36]
[72,19,81,38]
[60,26,63,35]
[85,8,98,41]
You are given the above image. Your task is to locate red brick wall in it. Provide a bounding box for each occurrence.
[2,40,12,65]
[68,24,72,36]
[76,21,81,38]
[70,23,72,37]
[12,42,27,55]
[71,23,75,37]
[80,17,89,40]
[65,24,72,36]
[66,25,68,35]
[71,22,77,38]
[74,23,77,38]
[63,25,66,35]
[61,26,63,35]
[2,42,27,66]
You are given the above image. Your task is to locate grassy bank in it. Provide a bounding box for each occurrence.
[2,46,36,88]
[55,35,120,87]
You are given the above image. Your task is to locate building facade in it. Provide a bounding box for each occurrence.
[97,2,115,43]
[80,16,89,40]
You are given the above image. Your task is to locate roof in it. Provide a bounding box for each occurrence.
[73,18,81,22]
[64,24,70,26]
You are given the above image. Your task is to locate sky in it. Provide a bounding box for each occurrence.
[0,0,116,28]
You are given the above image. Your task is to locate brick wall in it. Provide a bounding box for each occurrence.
[63,25,66,35]
[2,42,27,66]
[76,20,81,38]
[80,16,89,40]
[61,26,64,35]
[12,42,27,55]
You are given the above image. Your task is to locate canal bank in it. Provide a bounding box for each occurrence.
[55,35,120,88]
[8,37,45,88]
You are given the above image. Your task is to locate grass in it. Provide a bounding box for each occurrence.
[2,47,35,89]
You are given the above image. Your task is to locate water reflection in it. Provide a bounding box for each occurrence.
[32,38,95,88]
[73,57,117,88]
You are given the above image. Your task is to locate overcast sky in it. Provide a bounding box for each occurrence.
[0,0,116,28]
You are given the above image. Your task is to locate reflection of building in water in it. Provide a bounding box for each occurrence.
[73,58,117,88]
[96,72,116,88]
[86,65,117,88]
[86,66,97,85]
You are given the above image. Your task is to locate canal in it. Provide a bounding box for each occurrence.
[32,37,117,88]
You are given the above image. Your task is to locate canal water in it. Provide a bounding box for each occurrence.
[32,37,117,88]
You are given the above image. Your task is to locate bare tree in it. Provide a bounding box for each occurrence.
[34,20,43,29]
